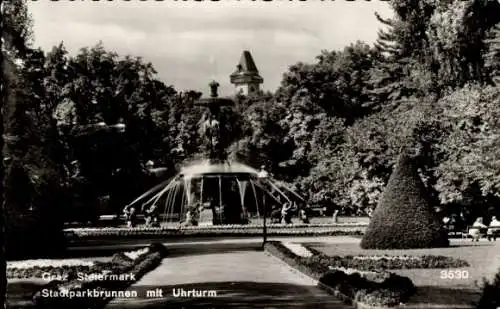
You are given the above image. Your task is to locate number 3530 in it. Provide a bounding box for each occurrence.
[440,270,469,280]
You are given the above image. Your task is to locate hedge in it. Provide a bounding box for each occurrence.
[361,153,449,249]
[303,245,469,269]
[65,226,469,242]
[32,242,167,309]
[264,241,416,307]
[65,226,366,240]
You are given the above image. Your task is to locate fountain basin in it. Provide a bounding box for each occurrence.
[126,160,306,227]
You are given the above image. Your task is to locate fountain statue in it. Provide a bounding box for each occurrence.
[124,81,305,227]
[196,80,233,164]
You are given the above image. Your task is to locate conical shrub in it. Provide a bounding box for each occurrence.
[360,152,449,249]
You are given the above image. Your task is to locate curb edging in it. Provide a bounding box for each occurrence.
[264,241,408,309]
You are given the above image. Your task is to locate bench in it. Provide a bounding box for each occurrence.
[461,226,500,239]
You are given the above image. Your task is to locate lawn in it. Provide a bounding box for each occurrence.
[305,239,500,308]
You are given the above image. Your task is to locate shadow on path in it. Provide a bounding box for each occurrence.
[106,281,348,309]
[63,241,263,258]
[164,243,262,258]
[7,281,45,309]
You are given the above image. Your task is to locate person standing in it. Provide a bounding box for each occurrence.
[442,215,451,233]
[271,206,282,223]
[124,206,137,228]
[281,201,293,224]
[145,204,159,227]
[299,207,310,224]
[332,209,339,223]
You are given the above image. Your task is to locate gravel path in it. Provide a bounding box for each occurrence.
[105,247,350,309]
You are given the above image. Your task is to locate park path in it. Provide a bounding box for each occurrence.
[105,244,351,309]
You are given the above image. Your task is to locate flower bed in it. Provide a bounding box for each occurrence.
[8,259,95,269]
[264,241,416,308]
[7,259,96,280]
[8,264,103,280]
[303,245,469,270]
[65,225,365,240]
[179,222,366,228]
[32,242,168,309]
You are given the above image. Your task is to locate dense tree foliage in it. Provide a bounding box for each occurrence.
[434,84,500,221]
[1,0,500,263]
[276,41,380,122]
[485,24,500,84]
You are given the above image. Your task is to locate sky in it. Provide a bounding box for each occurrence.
[28,1,393,95]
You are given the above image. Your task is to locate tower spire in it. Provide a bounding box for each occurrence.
[230,50,263,96]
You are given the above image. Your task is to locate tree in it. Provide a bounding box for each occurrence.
[251,43,379,184]
[374,0,500,100]
[361,150,449,249]
[0,54,6,309]
[371,1,438,102]
[426,0,500,88]
[3,48,67,258]
[435,84,500,222]
[2,0,71,260]
[277,41,379,123]
[2,0,33,59]
[165,90,204,165]
[44,42,214,218]
[2,0,35,305]
[230,94,291,175]
[53,43,179,215]
[362,0,500,222]
[485,23,500,84]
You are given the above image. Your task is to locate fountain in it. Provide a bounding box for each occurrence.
[124,81,305,227]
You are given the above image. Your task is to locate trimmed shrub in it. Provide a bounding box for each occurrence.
[65,225,365,240]
[110,252,134,267]
[319,270,415,307]
[477,268,500,309]
[361,152,449,249]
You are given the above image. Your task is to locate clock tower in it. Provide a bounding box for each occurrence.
[230,50,263,96]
